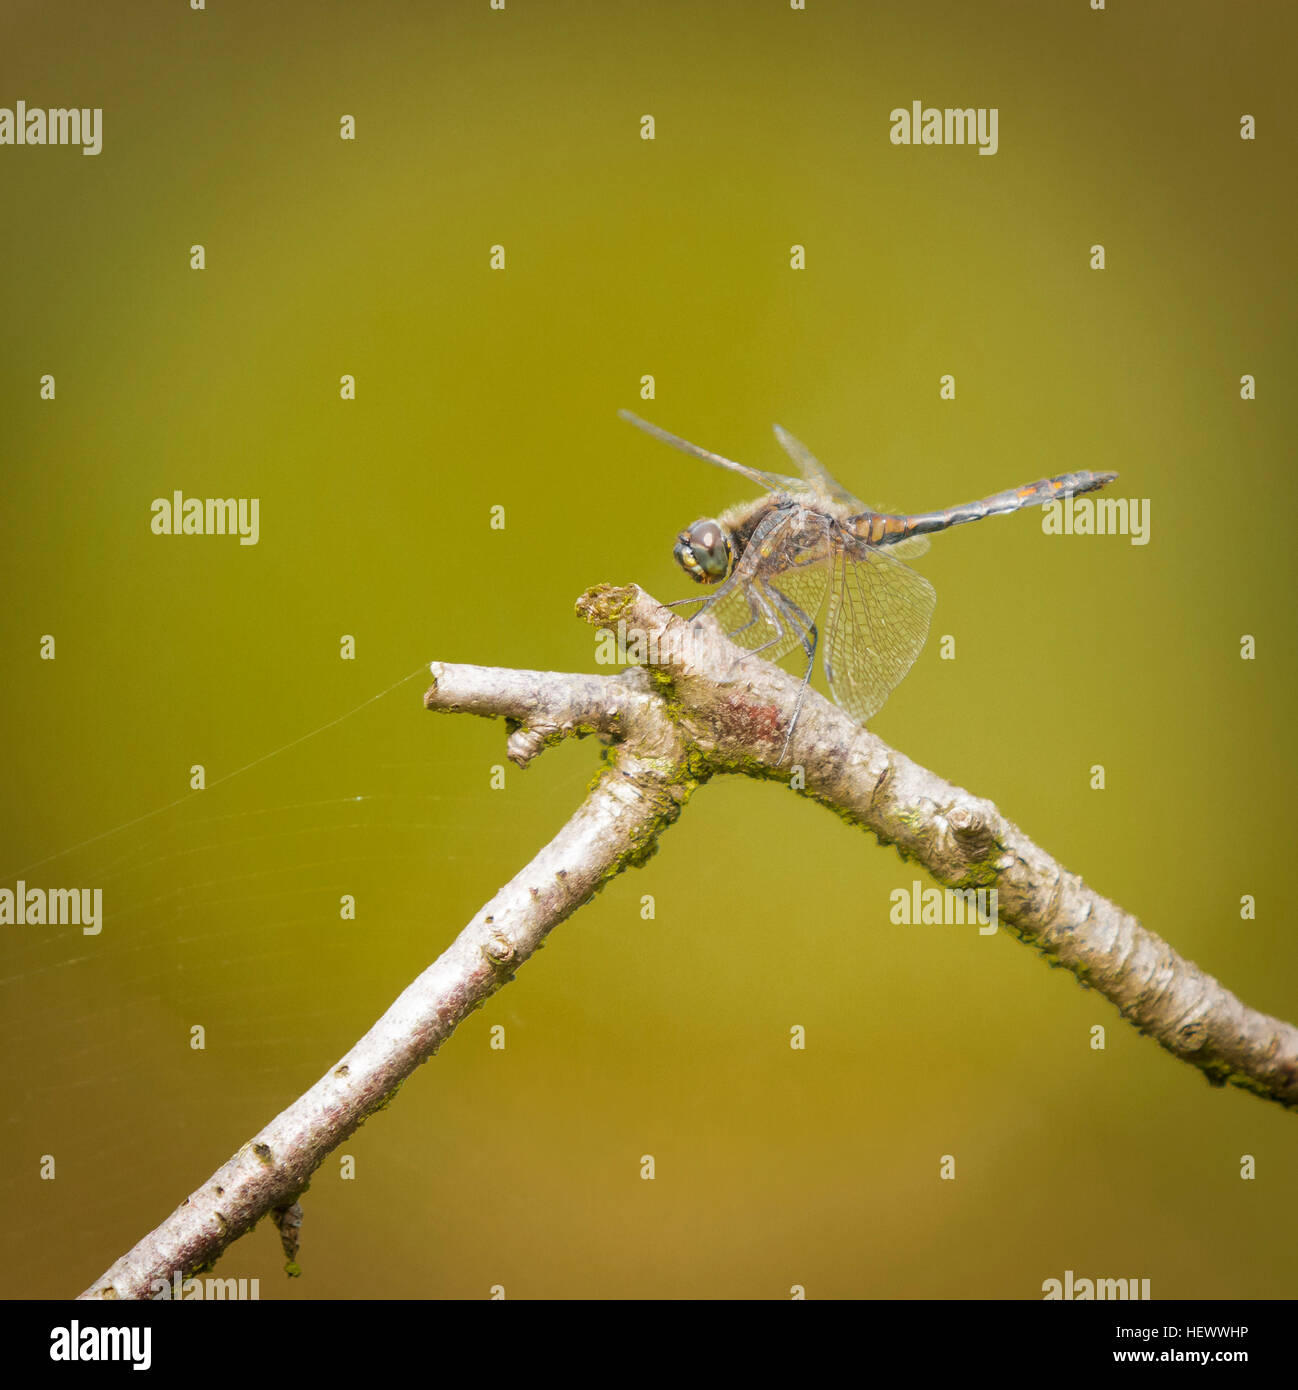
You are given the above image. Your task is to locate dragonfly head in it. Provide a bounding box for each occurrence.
[674,518,733,584]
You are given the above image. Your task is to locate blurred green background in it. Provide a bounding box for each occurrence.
[1,0,1295,1299]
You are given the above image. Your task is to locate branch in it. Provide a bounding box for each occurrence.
[79,584,1297,1298]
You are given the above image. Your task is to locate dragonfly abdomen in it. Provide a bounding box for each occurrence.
[857,469,1118,544]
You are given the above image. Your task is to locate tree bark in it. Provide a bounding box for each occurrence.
[78,584,1298,1299]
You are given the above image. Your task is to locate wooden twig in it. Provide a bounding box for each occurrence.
[78,583,1297,1299]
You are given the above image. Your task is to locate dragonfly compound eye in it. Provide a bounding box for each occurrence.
[674,519,732,583]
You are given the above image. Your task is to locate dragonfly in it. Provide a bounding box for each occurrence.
[619,409,1118,757]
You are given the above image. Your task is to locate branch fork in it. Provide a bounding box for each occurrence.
[78,583,1298,1299]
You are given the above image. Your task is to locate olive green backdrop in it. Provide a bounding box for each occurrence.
[1,0,1294,1299]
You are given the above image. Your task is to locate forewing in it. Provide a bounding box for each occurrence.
[772,425,865,508]
[774,426,931,560]
[620,410,800,494]
[822,540,936,725]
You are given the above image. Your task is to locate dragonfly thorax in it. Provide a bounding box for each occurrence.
[674,517,733,584]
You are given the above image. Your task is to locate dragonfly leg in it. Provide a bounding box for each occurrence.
[769,591,818,665]
[778,673,815,765]
[693,577,747,621]
[766,590,819,764]
[678,569,785,650]
[727,583,789,660]
[719,585,819,763]
[728,586,777,645]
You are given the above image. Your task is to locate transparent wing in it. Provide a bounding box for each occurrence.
[822,540,936,726]
[710,554,836,667]
[620,410,801,494]
[756,557,837,666]
[688,509,833,665]
[690,514,933,728]
[771,424,865,508]
[774,426,930,561]
[885,536,930,561]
